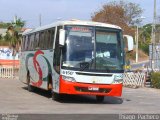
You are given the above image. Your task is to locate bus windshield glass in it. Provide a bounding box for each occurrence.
[62,26,124,72]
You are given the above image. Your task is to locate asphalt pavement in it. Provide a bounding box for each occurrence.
[0,78,160,115]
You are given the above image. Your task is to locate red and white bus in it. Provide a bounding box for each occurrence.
[19,20,133,102]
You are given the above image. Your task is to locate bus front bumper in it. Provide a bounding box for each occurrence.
[59,76,122,96]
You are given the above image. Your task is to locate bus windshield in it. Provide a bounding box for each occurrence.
[62,26,124,72]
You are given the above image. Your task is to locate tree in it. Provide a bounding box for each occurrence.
[138,24,160,55]
[12,17,25,29]
[0,22,12,28]
[139,24,152,44]
[5,26,20,56]
[120,1,143,26]
[138,24,152,55]
[4,16,25,56]
[91,0,143,36]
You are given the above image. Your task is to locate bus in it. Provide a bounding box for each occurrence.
[19,20,133,102]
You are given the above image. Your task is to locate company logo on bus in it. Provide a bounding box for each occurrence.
[25,50,52,87]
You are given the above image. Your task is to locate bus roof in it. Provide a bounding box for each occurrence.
[23,20,122,35]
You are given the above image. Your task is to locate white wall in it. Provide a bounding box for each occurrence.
[0,46,19,60]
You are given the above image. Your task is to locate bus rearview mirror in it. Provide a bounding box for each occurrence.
[59,29,65,46]
[123,35,134,51]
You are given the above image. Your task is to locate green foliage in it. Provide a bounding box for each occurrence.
[12,17,25,28]
[4,26,21,56]
[138,24,152,55]
[139,43,149,55]
[0,22,12,28]
[139,24,152,42]
[0,16,25,56]
[151,72,160,89]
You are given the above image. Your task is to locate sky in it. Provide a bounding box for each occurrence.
[0,0,160,28]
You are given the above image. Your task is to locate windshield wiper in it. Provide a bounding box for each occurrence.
[79,58,94,71]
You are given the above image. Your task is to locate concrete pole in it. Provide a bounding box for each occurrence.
[151,0,156,70]
[39,14,42,26]
[136,25,139,63]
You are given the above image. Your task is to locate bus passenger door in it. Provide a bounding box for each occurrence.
[52,26,62,93]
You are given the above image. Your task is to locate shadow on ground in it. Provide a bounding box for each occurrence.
[22,86,123,104]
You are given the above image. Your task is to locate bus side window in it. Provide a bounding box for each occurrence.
[47,30,51,49]
[24,36,26,51]
[53,26,62,74]
[35,33,40,49]
[33,33,36,50]
[49,28,55,49]
[30,34,34,51]
[44,30,48,49]
[21,36,25,51]
[25,36,29,51]
[42,32,45,49]
[39,31,44,49]
[28,35,31,51]
[23,36,26,51]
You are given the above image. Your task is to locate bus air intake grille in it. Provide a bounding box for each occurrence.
[76,72,113,76]
[74,86,111,93]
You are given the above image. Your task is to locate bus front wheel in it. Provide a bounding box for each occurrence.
[52,92,61,101]
[96,96,104,102]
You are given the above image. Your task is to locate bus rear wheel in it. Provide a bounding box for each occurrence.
[27,73,34,92]
[96,96,104,102]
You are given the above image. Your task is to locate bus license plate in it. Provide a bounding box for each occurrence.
[88,87,99,91]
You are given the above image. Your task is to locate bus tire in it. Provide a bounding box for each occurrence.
[52,92,61,101]
[96,96,104,102]
[27,73,34,92]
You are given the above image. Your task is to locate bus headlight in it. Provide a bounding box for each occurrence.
[62,75,76,82]
[113,75,123,84]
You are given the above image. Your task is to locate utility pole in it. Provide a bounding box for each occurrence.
[14,15,17,23]
[136,25,139,63]
[151,0,156,70]
[39,14,42,26]
[135,16,145,63]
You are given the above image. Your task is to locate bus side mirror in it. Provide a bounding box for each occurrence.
[59,29,66,46]
[123,35,134,51]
